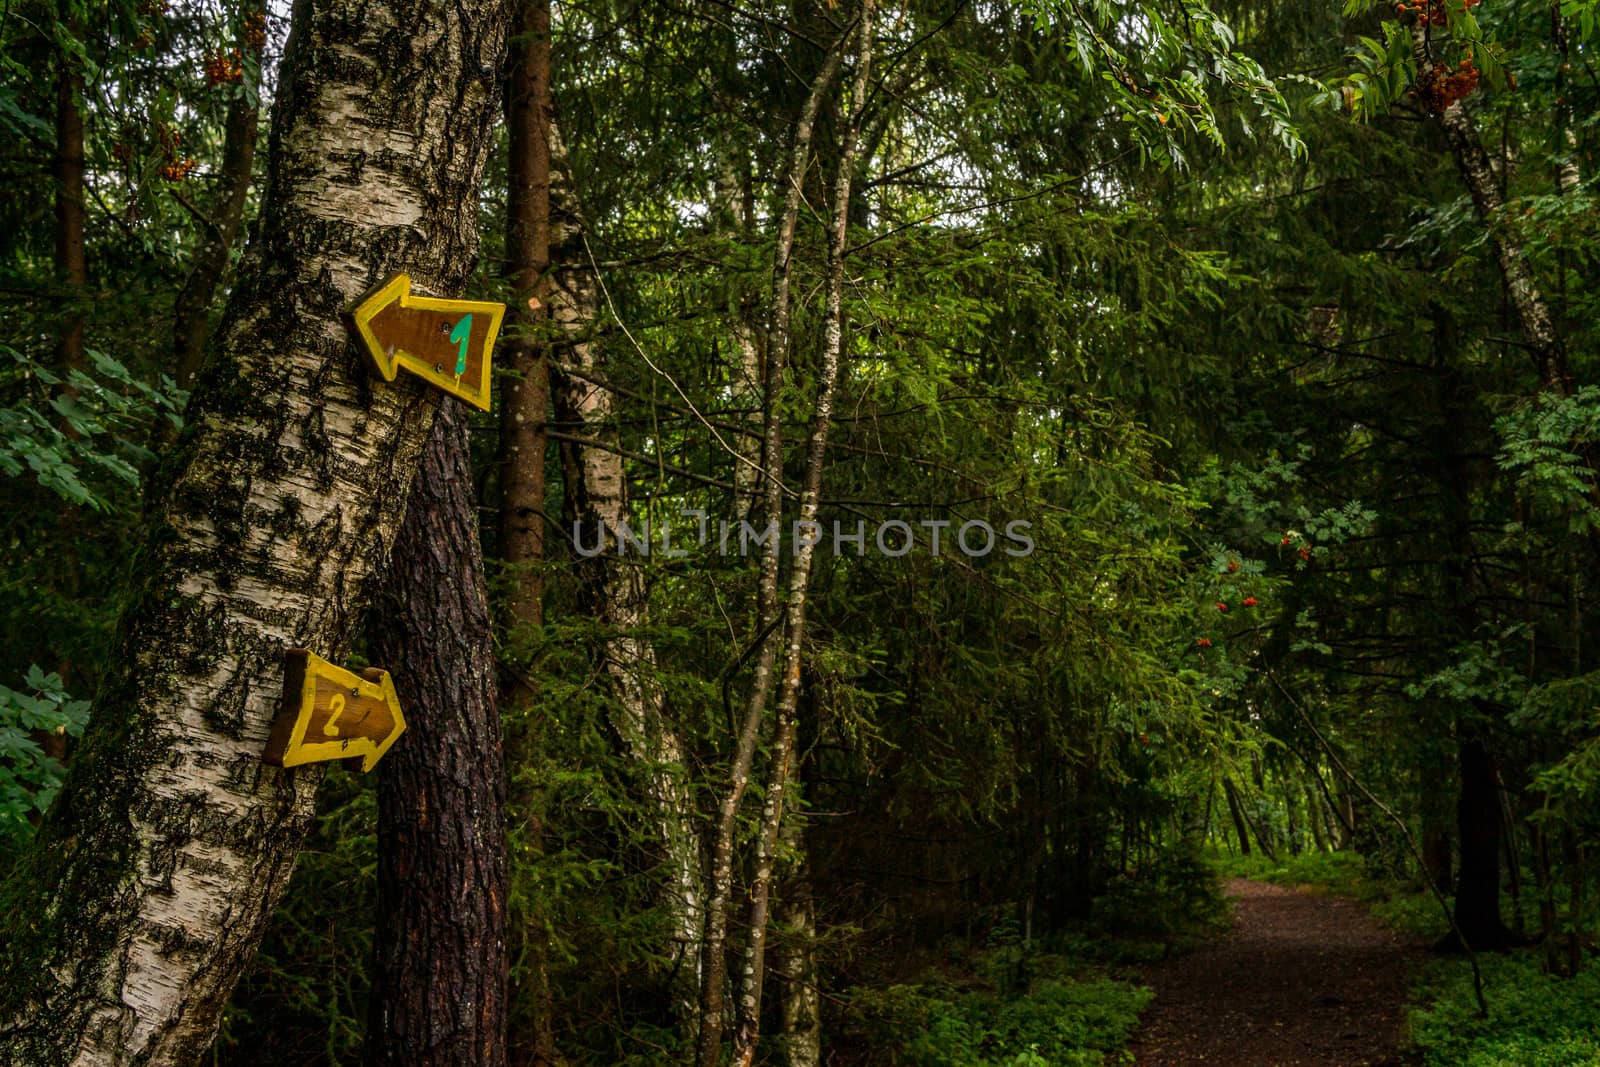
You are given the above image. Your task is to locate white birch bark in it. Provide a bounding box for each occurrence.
[542,121,706,1021]
[1409,26,1566,386]
[694,32,851,1067]
[731,7,876,1064]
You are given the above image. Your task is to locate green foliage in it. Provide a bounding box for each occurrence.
[0,666,89,844]
[1498,387,1600,533]
[1409,955,1600,1067]
[1561,0,1600,40]
[1210,847,1451,939]
[0,345,185,510]
[1026,0,1304,167]
[5,0,1600,1059]
[1212,847,1365,892]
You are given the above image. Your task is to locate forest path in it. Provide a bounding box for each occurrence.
[1128,878,1423,1067]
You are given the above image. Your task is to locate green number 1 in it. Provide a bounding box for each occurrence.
[449,314,473,377]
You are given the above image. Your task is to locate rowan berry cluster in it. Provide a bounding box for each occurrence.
[155,123,196,181]
[133,0,163,48]
[1417,57,1481,112]
[1394,0,1480,27]
[204,47,245,86]
[160,157,198,181]
[243,11,267,52]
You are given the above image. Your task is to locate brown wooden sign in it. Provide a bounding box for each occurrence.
[262,649,406,772]
[349,273,505,411]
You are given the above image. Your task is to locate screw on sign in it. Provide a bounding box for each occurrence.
[262,649,407,772]
[347,272,506,411]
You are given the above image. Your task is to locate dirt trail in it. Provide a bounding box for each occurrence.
[1129,878,1423,1067]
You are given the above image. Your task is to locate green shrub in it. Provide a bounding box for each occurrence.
[842,969,1151,1066]
[1369,891,1450,940]
[1095,844,1230,944]
[1209,847,1367,894]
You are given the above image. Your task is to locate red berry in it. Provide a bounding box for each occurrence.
[1216,601,1228,612]
[1243,596,1257,607]
[1196,637,1212,648]
[1281,536,1291,546]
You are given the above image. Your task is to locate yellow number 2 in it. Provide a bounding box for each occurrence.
[323,693,347,737]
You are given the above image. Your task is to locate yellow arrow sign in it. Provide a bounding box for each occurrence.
[262,649,406,772]
[348,273,504,411]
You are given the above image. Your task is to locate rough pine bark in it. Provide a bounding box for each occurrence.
[499,3,558,1061]
[1429,310,1509,953]
[54,24,86,374]
[367,399,508,1067]
[1453,736,1510,950]
[1223,777,1251,856]
[498,0,552,651]
[0,0,506,1061]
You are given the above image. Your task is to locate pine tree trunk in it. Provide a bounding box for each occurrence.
[366,399,508,1067]
[1305,784,1326,852]
[1452,736,1510,950]
[1223,776,1251,856]
[499,0,552,649]
[54,25,85,374]
[1423,824,1452,890]
[0,0,507,1061]
[500,3,557,1061]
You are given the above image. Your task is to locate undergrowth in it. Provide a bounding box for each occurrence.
[1408,953,1600,1067]
[838,966,1152,1067]
[831,848,1228,1065]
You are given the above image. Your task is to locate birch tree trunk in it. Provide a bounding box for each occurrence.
[0,0,506,1061]
[543,121,705,1027]
[367,399,508,1067]
[1409,27,1566,387]
[772,815,820,1067]
[711,119,763,521]
[730,9,875,1063]
[695,34,848,1067]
